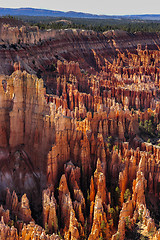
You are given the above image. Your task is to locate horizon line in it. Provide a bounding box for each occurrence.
[0,7,160,17]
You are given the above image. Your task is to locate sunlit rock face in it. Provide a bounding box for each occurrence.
[0,71,55,211]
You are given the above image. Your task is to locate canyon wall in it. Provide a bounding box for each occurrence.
[0,20,160,239]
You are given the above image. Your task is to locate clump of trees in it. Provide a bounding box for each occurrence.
[109,206,120,226]
[124,189,131,202]
[31,21,160,33]
[108,187,121,227]
[139,119,155,137]
[138,114,160,142]
[16,15,160,33]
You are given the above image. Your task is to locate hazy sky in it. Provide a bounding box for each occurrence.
[1,0,160,15]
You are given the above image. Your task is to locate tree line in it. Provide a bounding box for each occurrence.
[4,15,160,33]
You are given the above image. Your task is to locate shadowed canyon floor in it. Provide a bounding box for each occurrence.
[0,18,160,239]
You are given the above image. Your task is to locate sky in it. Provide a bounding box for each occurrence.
[0,0,160,15]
